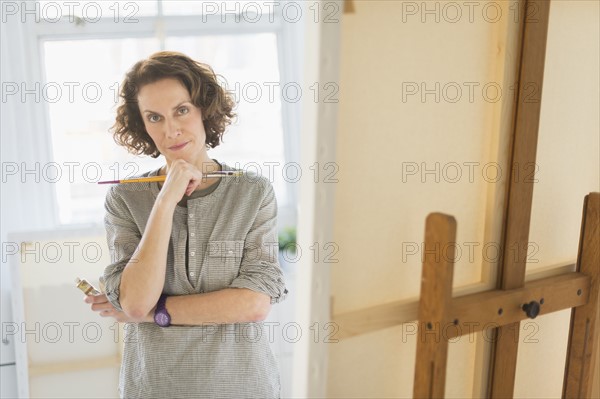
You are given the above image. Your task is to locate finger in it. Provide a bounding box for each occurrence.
[91,302,114,312]
[94,294,108,302]
[186,171,203,195]
[84,295,100,304]
[86,294,108,304]
[99,309,117,317]
[186,182,197,196]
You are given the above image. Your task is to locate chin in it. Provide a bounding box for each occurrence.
[170,155,192,164]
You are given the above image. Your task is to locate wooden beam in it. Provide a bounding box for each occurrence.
[332,298,418,340]
[343,0,355,14]
[332,264,575,340]
[448,273,590,339]
[414,213,457,399]
[332,269,586,340]
[488,0,551,397]
[28,355,121,377]
[564,193,600,397]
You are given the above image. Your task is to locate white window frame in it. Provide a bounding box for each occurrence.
[14,0,301,230]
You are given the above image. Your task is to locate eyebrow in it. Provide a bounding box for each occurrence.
[142,101,191,115]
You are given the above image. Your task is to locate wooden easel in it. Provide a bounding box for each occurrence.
[331,1,597,397]
[412,3,600,394]
[413,193,600,398]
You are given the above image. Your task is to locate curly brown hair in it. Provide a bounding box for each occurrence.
[111,51,236,158]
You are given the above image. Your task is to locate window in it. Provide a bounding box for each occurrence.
[36,0,297,225]
[43,38,163,224]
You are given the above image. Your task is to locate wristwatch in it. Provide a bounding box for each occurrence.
[154,294,171,327]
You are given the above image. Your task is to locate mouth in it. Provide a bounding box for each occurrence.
[168,141,190,151]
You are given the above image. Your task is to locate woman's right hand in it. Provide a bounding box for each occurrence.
[85,294,153,323]
[156,159,204,206]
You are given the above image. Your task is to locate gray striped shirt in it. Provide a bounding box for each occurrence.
[102,160,288,398]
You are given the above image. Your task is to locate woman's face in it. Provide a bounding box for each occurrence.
[137,78,209,168]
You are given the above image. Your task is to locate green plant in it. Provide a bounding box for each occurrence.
[278,226,297,252]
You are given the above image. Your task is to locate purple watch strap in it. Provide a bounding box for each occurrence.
[154,294,171,327]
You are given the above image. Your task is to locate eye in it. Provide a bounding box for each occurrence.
[148,114,160,123]
[178,107,189,115]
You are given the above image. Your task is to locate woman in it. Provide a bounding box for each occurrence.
[85,51,287,398]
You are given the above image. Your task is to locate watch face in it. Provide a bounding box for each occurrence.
[154,312,170,327]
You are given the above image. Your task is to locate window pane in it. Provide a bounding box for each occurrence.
[165,33,288,206]
[36,1,158,21]
[162,0,274,16]
[43,38,162,225]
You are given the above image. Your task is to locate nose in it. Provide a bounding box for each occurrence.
[164,117,182,139]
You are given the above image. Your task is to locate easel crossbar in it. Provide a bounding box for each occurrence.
[444,273,590,339]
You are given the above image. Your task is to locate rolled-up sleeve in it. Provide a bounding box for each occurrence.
[229,181,288,304]
[102,187,141,312]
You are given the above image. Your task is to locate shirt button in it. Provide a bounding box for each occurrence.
[189,214,194,218]
[190,272,195,277]
[190,232,195,237]
[228,250,233,255]
[190,252,195,257]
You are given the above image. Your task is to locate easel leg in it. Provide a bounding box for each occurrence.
[563,193,600,398]
[414,213,457,398]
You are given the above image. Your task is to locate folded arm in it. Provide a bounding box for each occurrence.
[87,288,270,324]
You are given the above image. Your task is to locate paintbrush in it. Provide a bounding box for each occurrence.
[97,170,242,185]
